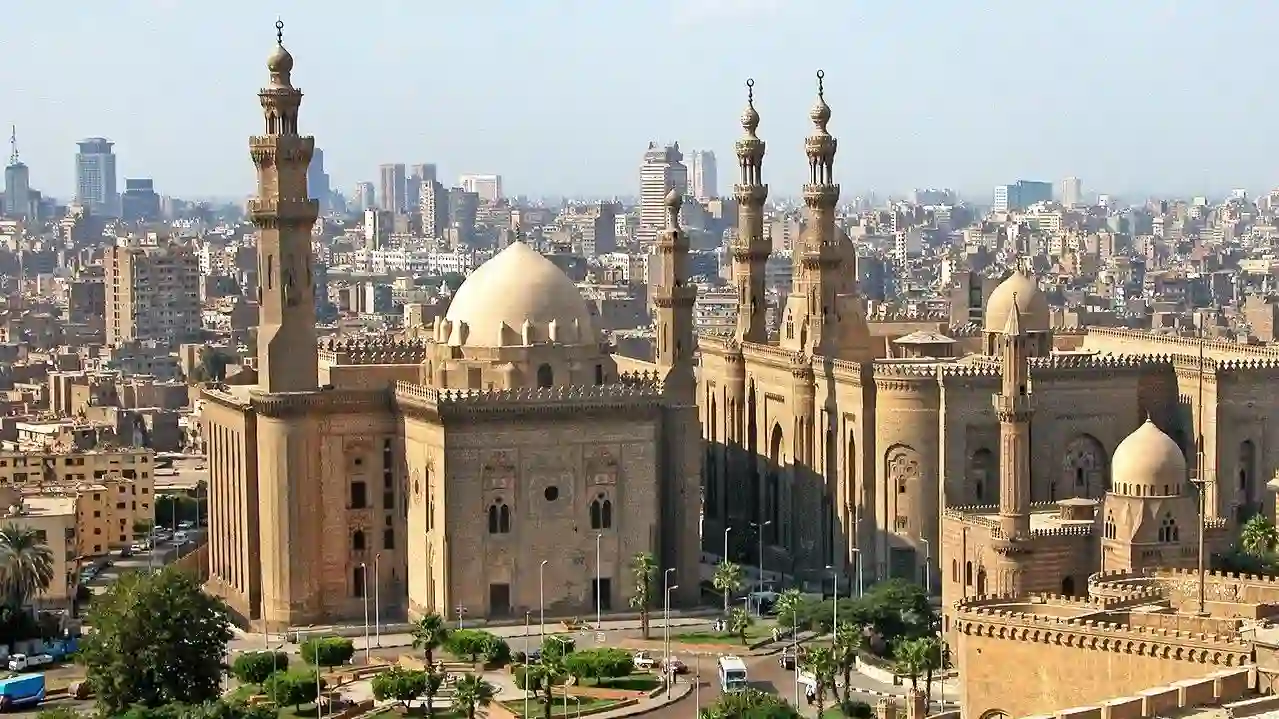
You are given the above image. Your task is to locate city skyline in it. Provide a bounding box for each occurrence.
[3,0,1276,200]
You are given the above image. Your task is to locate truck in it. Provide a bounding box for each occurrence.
[0,673,45,710]
[7,653,53,671]
[717,655,749,693]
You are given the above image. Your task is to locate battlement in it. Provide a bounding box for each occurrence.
[393,377,665,417]
[1087,570,1165,602]
[938,364,1000,378]
[874,363,942,379]
[1029,353,1160,371]
[319,337,431,366]
[954,594,1251,653]
[1087,326,1279,357]
[1156,566,1279,587]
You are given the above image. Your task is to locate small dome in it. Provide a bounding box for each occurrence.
[444,242,597,348]
[983,269,1050,332]
[267,43,293,74]
[1112,419,1186,489]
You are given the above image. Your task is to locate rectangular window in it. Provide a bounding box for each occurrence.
[383,528,395,550]
[350,481,368,509]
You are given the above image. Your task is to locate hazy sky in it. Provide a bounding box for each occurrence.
[4,0,1275,201]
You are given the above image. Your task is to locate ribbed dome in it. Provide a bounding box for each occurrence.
[983,269,1050,333]
[1112,419,1186,489]
[443,242,597,348]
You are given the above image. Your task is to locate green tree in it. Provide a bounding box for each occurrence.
[132,520,155,540]
[523,657,568,719]
[371,667,428,710]
[801,646,838,718]
[230,651,289,685]
[154,495,200,529]
[262,669,324,711]
[453,674,496,719]
[441,272,466,293]
[113,700,278,719]
[447,629,498,663]
[773,588,804,630]
[891,637,932,692]
[713,561,744,615]
[78,568,233,715]
[699,687,799,719]
[629,552,657,640]
[728,606,753,645]
[919,637,943,704]
[564,648,633,683]
[411,612,451,665]
[1241,515,1279,557]
[832,622,866,703]
[481,633,511,665]
[541,634,575,660]
[0,523,55,607]
[300,636,355,668]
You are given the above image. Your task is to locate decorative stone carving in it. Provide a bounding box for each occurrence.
[482,450,517,491]
[585,445,620,485]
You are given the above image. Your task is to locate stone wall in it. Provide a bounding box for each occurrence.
[1018,667,1251,719]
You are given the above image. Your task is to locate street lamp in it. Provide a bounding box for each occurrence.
[662,569,677,701]
[361,562,370,663]
[827,564,838,634]
[850,548,863,599]
[374,553,382,647]
[539,560,548,639]
[523,611,531,719]
[722,527,732,616]
[920,539,931,596]
[751,521,771,615]
[595,533,603,630]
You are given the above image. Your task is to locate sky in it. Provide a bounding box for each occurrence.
[3,0,1276,202]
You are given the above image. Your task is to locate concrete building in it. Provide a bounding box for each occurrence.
[688,150,718,201]
[0,489,76,603]
[121,179,161,222]
[75,137,118,217]
[4,127,30,221]
[993,180,1053,213]
[378,163,406,213]
[1061,176,1083,207]
[458,174,502,203]
[105,239,201,346]
[199,27,703,631]
[637,142,687,247]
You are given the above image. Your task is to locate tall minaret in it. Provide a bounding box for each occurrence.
[653,189,697,398]
[250,20,320,394]
[994,294,1033,542]
[731,79,769,344]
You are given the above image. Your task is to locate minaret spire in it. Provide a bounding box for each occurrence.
[249,19,319,393]
[653,189,696,398]
[993,293,1034,593]
[731,78,770,344]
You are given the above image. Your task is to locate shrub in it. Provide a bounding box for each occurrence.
[231,651,289,685]
[841,699,873,718]
[371,667,428,707]
[299,636,354,668]
[447,629,500,662]
[542,634,575,659]
[564,648,633,682]
[262,669,325,709]
[481,634,511,665]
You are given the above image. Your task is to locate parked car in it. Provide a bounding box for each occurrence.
[632,651,657,671]
[779,647,798,670]
[664,657,688,675]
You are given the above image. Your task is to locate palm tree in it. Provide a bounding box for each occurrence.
[833,621,866,702]
[1241,515,1278,558]
[728,606,753,645]
[774,588,803,631]
[412,612,451,666]
[0,524,54,608]
[629,552,657,640]
[712,560,744,616]
[422,669,445,719]
[525,659,565,719]
[892,637,931,692]
[801,646,838,717]
[452,673,496,719]
[920,637,943,704]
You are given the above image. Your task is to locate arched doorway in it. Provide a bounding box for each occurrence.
[968,448,996,504]
[1060,435,1107,500]
[1239,440,1258,521]
[536,364,554,388]
[767,423,783,544]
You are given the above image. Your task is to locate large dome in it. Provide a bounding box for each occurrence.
[442,242,597,348]
[983,269,1050,333]
[1112,419,1186,489]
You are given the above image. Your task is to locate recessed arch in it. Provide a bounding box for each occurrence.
[968,448,996,504]
[1060,434,1107,500]
[536,363,554,388]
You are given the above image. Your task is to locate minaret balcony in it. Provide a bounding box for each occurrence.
[802,184,840,207]
[993,393,1033,418]
[733,185,768,205]
[248,198,319,224]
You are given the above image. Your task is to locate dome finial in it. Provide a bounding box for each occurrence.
[816,69,825,100]
[809,69,831,131]
[664,189,683,230]
[740,78,761,137]
[267,18,295,76]
[275,18,284,45]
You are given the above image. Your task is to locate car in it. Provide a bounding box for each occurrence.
[664,657,688,675]
[779,648,798,670]
[174,531,189,543]
[130,542,148,553]
[632,651,657,671]
[177,521,194,530]
[119,547,134,558]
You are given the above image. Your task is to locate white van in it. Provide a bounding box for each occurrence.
[717,655,748,693]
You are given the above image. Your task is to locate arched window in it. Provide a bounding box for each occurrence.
[487,505,499,534]
[976,568,987,595]
[951,559,959,582]
[1104,512,1116,540]
[536,364,554,388]
[488,501,511,534]
[590,495,613,530]
[352,530,366,551]
[964,561,973,587]
[1159,514,1178,543]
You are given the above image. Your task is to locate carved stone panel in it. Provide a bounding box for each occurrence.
[585,444,621,486]
[481,449,517,492]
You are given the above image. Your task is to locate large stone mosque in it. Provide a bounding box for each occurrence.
[202,26,1279,684]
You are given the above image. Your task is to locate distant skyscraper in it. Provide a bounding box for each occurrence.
[121,179,160,222]
[3,126,30,220]
[410,164,437,184]
[638,142,688,246]
[378,163,406,212]
[419,180,447,239]
[75,137,118,217]
[308,147,332,211]
[688,151,718,201]
[406,164,437,219]
[354,182,376,211]
[993,180,1053,213]
[1061,177,1083,207]
[459,174,502,203]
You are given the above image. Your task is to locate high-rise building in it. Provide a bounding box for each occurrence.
[993,180,1053,213]
[419,180,447,239]
[120,179,161,222]
[688,150,718,201]
[308,147,332,211]
[447,187,480,245]
[353,182,376,210]
[104,239,201,346]
[638,142,688,246]
[1061,177,1083,207]
[3,126,30,220]
[458,174,502,203]
[406,164,437,220]
[75,137,118,217]
[378,163,406,212]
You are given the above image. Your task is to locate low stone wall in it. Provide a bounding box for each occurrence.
[173,543,209,581]
[1017,667,1252,719]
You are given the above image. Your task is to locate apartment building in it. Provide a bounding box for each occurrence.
[0,447,156,556]
[105,239,201,346]
[0,490,76,603]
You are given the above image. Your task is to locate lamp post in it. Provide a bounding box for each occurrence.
[595,533,603,629]
[662,569,677,700]
[539,560,548,639]
[850,548,863,599]
[722,527,732,616]
[361,562,370,663]
[921,539,931,596]
[827,564,838,634]
[791,603,800,708]
[374,552,382,647]
[523,611,531,719]
[752,521,771,615]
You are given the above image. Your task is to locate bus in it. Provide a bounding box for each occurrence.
[717,655,748,693]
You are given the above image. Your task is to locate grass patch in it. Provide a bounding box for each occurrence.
[503,697,622,718]
[225,684,261,702]
[581,674,659,691]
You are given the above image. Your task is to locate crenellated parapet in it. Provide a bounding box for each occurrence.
[944,502,1095,540]
[319,337,432,366]
[393,378,666,420]
[953,594,1251,661]
[1087,569,1164,602]
[1088,326,1279,357]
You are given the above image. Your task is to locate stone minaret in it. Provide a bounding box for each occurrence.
[994,294,1033,592]
[653,189,702,604]
[250,21,320,393]
[783,71,847,356]
[731,79,769,344]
